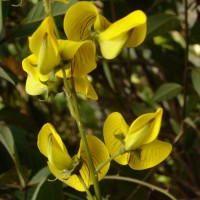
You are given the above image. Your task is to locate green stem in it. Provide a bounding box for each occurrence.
[96,148,125,173]
[78,176,94,200]
[42,0,50,15]
[42,0,60,38]
[61,68,102,200]
[104,175,177,200]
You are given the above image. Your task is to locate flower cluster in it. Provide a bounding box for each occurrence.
[37,108,172,191]
[22,0,172,193]
[22,1,146,99]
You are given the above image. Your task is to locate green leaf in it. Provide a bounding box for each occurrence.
[102,60,115,91]
[191,67,200,97]
[0,67,15,85]
[0,124,25,187]
[28,167,50,186]
[146,14,180,40]
[0,125,15,160]
[31,176,63,200]
[25,0,78,24]
[153,83,182,102]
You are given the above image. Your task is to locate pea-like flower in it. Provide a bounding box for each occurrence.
[64,1,147,59]
[37,123,110,191]
[103,108,172,170]
[56,39,98,100]
[28,16,60,75]
[57,39,96,77]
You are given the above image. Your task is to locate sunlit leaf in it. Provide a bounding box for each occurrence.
[153,83,182,102]
[146,14,180,40]
[191,67,200,97]
[0,67,15,85]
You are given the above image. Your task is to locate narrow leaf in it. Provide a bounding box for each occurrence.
[191,67,200,97]
[31,176,48,200]
[28,166,50,186]
[153,83,182,102]
[0,67,15,85]
[146,14,180,40]
[102,60,115,91]
[0,124,25,187]
[0,125,15,159]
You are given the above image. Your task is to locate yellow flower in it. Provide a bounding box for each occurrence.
[37,123,110,191]
[98,10,147,59]
[63,1,146,59]
[103,108,172,170]
[63,1,110,41]
[55,39,98,100]
[57,39,96,77]
[28,16,60,75]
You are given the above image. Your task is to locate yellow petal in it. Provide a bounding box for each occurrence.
[125,108,163,150]
[48,161,87,192]
[58,40,96,76]
[98,31,130,59]
[103,112,129,165]
[73,76,98,100]
[128,140,172,170]
[99,10,147,41]
[78,135,110,184]
[63,1,110,41]
[22,54,49,95]
[64,1,98,41]
[37,123,73,170]
[25,75,47,96]
[22,54,49,82]
[126,23,147,47]
[29,16,60,75]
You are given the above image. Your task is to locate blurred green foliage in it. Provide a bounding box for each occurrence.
[1,0,200,199]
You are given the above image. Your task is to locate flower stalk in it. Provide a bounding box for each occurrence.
[96,147,125,173]
[61,68,102,200]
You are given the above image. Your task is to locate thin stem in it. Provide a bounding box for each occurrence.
[182,0,189,119]
[42,0,50,15]
[96,148,125,173]
[61,68,102,200]
[78,176,94,200]
[104,175,177,200]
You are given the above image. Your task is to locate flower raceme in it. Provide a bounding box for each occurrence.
[64,1,147,59]
[103,108,172,170]
[37,123,110,191]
